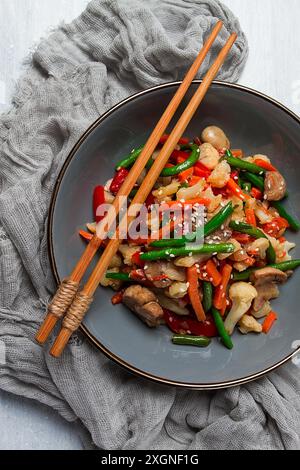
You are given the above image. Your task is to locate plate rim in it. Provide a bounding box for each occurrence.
[48,80,300,390]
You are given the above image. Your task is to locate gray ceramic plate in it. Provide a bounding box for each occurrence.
[49,81,300,389]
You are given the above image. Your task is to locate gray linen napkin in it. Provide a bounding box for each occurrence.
[0,0,299,450]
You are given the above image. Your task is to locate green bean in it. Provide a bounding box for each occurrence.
[242,182,252,193]
[150,202,233,248]
[204,202,234,237]
[203,282,213,313]
[212,308,234,350]
[272,201,300,232]
[240,172,265,192]
[116,146,144,170]
[116,144,200,177]
[140,243,235,261]
[232,259,300,281]
[225,150,266,175]
[172,335,211,348]
[230,221,264,239]
[147,144,199,177]
[229,221,276,264]
[129,188,139,199]
[106,273,131,281]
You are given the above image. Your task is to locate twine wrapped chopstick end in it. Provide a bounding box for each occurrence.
[35,278,80,344]
[49,291,93,357]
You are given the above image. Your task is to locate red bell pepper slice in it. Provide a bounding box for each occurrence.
[110,168,129,195]
[263,217,289,238]
[93,185,105,223]
[131,251,145,267]
[163,309,218,338]
[159,134,189,146]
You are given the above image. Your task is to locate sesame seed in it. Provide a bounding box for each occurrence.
[189,252,193,257]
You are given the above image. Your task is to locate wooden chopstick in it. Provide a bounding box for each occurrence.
[50,31,237,357]
[35,20,223,345]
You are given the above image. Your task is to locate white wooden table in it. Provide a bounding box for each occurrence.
[0,0,299,450]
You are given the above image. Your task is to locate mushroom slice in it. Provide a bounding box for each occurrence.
[250,267,288,286]
[201,126,230,150]
[250,267,287,313]
[264,171,287,201]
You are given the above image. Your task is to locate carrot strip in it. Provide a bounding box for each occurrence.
[111,291,124,305]
[205,259,222,287]
[231,149,243,158]
[245,208,257,227]
[220,297,228,316]
[165,198,210,208]
[178,167,194,182]
[254,159,277,172]
[262,311,278,334]
[187,266,206,322]
[79,230,93,241]
[213,264,233,312]
[227,178,251,201]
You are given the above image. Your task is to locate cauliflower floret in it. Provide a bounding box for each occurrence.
[208,160,231,188]
[200,186,222,213]
[177,180,205,201]
[238,315,263,334]
[167,282,188,299]
[255,202,273,225]
[153,181,180,201]
[198,143,221,170]
[264,235,295,263]
[224,283,258,335]
[281,241,296,262]
[243,156,254,163]
[246,238,270,259]
[100,268,122,291]
[230,196,245,222]
[119,244,140,266]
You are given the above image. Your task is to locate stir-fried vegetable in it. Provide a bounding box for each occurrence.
[212,308,234,350]
[172,334,211,347]
[229,221,276,264]
[187,266,206,322]
[240,172,265,192]
[203,281,213,313]
[272,201,300,232]
[140,243,235,262]
[232,260,300,281]
[82,126,299,351]
[262,311,278,334]
[225,150,266,175]
[150,201,234,248]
